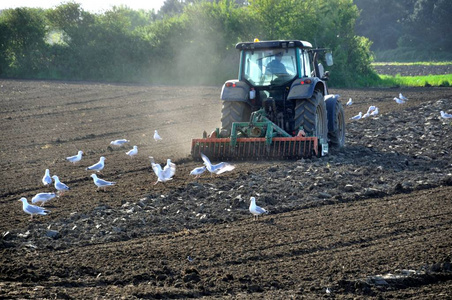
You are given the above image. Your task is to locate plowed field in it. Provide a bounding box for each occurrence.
[1,79,451,299]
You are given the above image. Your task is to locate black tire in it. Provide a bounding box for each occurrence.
[220,101,251,137]
[328,100,346,147]
[294,90,328,142]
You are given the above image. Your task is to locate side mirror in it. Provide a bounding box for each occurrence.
[325,52,333,66]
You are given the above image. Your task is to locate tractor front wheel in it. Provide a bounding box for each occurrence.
[220,101,251,137]
[294,90,328,142]
[328,100,346,147]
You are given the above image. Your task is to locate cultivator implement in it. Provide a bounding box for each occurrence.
[191,109,326,161]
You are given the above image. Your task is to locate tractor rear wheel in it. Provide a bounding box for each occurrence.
[328,100,346,147]
[220,101,251,137]
[294,90,328,142]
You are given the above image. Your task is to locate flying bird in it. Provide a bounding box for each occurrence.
[249,197,268,220]
[349,112,362,120]
[393,97,405,104]
[19,197,50,220]
[190,166,206,179]
[126,145,138,158]
[200,153,235,177]
[86,156,105,172]
[150,157,176,185]
[31,192,57,207]
[66,150,83,164]
[110,139,129,146]
[399,93,408,101]
[42,169,52,186]
[52,175,70,195]
[90,174,116,191]
[154,130,162,141]
[346,98,353,106]
[440,111,452,119]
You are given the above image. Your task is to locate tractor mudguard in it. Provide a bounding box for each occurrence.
[221,80,250,102]
[287,77,326,100]
[325,94,340,132]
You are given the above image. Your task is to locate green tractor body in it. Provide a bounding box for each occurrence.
[192,39,345,160]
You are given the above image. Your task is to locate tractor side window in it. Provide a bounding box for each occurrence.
[303,51,312,77]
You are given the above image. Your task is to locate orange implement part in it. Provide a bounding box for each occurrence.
[191,136,318,161]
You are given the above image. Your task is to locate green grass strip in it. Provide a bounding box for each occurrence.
[375,74,452,87]
[372,61,452,66]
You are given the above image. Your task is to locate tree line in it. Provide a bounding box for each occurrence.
[354,0,452,61]
[0,0,378,87]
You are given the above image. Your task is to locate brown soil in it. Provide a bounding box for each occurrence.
[1,79,451,299]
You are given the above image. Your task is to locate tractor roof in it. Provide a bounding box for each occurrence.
[236,40,313,50]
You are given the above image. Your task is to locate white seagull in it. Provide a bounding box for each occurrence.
[110,139,129,146]
[154,130,162,141]
[399,93,408,101]
[366,105,376,115]
[393,97,405,104]
[42,169,52,186]
[370,107,379,117]
[90,174,116,190]
[346,98,352,106]
[200,153,235,177]
[86,156,105,172]
[19,197,50,220]
[31,192,57,207]
[349,112,362,120]
[52,175,70,195]
[249,197,268,220]
[150,157,176,185]
[126,145,138,158]
[66,150,83,164]
[440,111,452,119]
[190,166,206,179]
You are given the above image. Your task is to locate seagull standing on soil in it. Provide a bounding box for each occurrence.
[86,156,105,172]
[440,111,452,119]
[394,97,405,104]
[90,174,116,191]
[399,93,408,101]
[150,157,176,185]
[126,145,138,158]
[366,105,376,115]
[190,166,207,179]
[42,169,52,186]
[346,98,353,106]
[370,107,379,117]
[31,192,57,206]
[66,150,83,164]
[52,175,70,195]
[19,197,50,220]
[154,130,162,141]
[249,197,268,220]
[110,139,129,146]
[349,112,362,120]
[200,153,235,177]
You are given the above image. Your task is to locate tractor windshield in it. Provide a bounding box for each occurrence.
[242,48,297,86]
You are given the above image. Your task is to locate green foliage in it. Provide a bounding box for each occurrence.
[0,0,380,87]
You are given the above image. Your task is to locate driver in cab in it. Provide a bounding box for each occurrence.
[266,52,287,75]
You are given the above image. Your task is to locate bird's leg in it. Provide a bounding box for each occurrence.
[153,180,159,185]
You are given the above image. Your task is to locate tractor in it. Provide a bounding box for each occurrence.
[191,39,345,160]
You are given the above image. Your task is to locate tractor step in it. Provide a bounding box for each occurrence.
[191,136,318,161]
